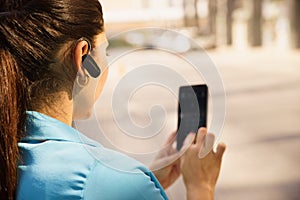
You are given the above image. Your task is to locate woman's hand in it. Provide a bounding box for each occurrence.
[150,132,181,189]
[181,128,226,200]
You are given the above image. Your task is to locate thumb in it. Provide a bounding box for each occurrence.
[216,142,226,159]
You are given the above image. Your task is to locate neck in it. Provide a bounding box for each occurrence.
[33,91,73,126]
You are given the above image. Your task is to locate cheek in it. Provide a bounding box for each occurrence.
[94,67,109,100]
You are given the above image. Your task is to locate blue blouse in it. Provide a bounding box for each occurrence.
[17,111,168,200]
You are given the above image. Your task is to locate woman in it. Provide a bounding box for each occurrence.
[0,0,226,199]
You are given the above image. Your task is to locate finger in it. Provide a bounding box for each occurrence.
[204,133,215,150]
[180,133,196,153]
[165,131,177,145]
[175,157,181,170]
[161,152,181,165]
[198,133,215,159]
[161,132,177,154]
[150,152,181,171]
[216,142,226,159]
[155,142,178,160]
[170,163,181,182]
[168,145,177,155]
[195,128,207,149]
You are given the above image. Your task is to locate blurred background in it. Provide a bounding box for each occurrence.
[102,0,300,50]
[80,0,300,199]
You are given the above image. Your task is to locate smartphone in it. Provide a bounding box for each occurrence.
[176,85,208,151]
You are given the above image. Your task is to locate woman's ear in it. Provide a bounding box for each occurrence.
[74,40,90,77]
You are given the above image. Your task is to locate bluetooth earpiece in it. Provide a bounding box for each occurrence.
[82,54,101,78]
[80,38,101,78]
[73,38,104,120]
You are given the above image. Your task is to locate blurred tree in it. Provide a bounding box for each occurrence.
[183,0,200,31]
[289,0,300,48]
[226,0,235,45]
[208,0,217,35]
[248,0,263,47]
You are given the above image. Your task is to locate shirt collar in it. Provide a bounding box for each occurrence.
[23,111,101,148]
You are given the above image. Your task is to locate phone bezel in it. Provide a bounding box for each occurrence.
[176,84,208,150]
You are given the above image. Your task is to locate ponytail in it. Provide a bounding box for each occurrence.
[0,48,28,200]
[0,0,103,198]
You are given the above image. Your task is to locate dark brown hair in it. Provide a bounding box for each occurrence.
[0,0,104,199]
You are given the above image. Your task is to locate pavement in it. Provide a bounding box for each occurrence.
[211,48,300,200]
[76,47,300,200]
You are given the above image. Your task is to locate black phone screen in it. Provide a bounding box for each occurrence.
[176,85,208,150]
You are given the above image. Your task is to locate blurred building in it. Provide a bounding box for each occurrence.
[100,0,184,34]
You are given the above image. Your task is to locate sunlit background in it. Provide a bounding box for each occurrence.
[102,0,299,49]
[78,0,300,199]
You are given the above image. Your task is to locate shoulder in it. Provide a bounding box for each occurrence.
[18,139,167,200]
[18,111,168,199]
[83,149,168,200]
[77,144,167,199]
